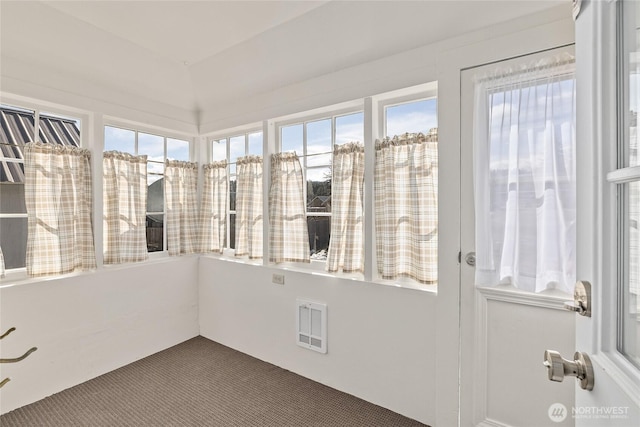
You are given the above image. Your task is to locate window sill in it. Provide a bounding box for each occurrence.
[201,253,438,294]
[2,252,436,294]
[0,253,197,289]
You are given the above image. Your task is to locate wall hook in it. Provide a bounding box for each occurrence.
[0,347,38,364]
[0,327,16,339]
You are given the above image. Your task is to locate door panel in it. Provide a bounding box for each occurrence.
[460,47,577,426]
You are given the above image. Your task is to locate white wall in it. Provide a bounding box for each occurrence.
[0,256,199,414]
[198,257,437,424]
[198,4,576,427]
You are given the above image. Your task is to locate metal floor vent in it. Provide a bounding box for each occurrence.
[296,299,327,354]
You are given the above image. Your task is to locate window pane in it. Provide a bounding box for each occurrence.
[40,111,81,146]
[167,138,189,161]
[282,124,303,153]
[230,213,236,250]
[0,182,25,213]
[1,104,35,147]
[306,167,331,184]
[229,135,245,163]
[307,153,331,167]
[146,214,163,252]
[148,177,164,212]
[104,126,135,153]
[0,162,25,184]
[622,180,640,368]
[211,139,227,161]
[619,0,640,368]
[385,99,437,137]
[230,177,237,211]
[307,167,331,209]
[308,216,330,260]
[306,119,332,155]
[336,112,364,145]
[0,217,27,269]
[138,132,164,163]
[147,162,164,177]
[248,132,263,155]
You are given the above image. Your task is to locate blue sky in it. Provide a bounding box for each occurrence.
[104,126,189,183]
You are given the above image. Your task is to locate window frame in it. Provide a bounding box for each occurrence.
[199,84,438,290]
[1,83,438,291]
[103,121,193,258]
[371,84,439,287]
[0,98,88,276]
[276,107,364,264]
[208,126,264,256]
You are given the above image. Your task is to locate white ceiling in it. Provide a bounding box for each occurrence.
[0,1,566,122]
[42,1,329,66]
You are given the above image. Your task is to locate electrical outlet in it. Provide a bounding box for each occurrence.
[272,273,285,285]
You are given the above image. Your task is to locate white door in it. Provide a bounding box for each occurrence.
[572,1,640,425]
[460,46,578,426]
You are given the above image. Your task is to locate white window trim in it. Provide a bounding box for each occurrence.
[276,108,363,266]
[207,125,264,252]
[103,120,195,258]
[0,96,90,277]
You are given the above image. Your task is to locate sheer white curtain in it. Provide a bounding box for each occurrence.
[24,142,96,276]
[375,131,438,284]
[103,151,148,264]
[199,161,227,254]
[269,152,309,263]
[235,155,263,259]
[166,160,199,256]
[326,143,364,273]
[473,58,576,293]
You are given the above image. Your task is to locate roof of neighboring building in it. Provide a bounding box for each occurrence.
[0,106,80,183]
[309,195,331,207]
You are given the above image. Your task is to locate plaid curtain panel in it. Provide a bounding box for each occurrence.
[199,161,228,254]
[269,152,310,263]
[236,155,263,259]
[103,151,149,264]
[166,160,199,256]
[24,142,96,277]
[326,143,364,273]
[0,246,5,278]
[375,130,438,284]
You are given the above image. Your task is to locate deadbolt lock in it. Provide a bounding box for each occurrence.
[543,350,594,391]
[564,280,591,317]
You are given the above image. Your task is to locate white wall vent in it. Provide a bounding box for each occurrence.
[296,299,327,354]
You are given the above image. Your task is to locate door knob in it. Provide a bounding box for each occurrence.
[465,252,476,267]
[543,350,594,390]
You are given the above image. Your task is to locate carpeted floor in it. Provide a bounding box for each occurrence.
[0,336,427,426]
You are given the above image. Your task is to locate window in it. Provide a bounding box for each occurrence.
[376,96,439,284]
[383,98,438,137]
[618,1,640,368]
[0,104,81,271]
[104,125,189,253]
[472,60,576,293]
[211,130,263,250]
[280,112,364,260]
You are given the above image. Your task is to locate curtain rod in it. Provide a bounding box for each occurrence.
[474,56,575,85]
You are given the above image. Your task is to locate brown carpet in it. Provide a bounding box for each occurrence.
[0,336,427,426]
